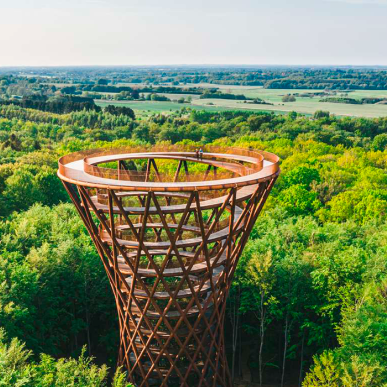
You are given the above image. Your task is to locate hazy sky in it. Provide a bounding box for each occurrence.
[1,0,387,66]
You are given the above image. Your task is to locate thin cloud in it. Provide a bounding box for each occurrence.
[326,0,387,4]
[84,0,110,6]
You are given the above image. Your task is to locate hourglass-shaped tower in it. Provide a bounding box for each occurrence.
[58,145,279,387]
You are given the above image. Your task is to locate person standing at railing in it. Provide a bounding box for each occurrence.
[195,149,199,160]
[199,148,204,160]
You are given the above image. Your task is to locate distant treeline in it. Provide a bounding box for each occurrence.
[61,68,387,90]
[2,67,387,90]
[84,69,387,90]
[62,84,207,95]
[0,95,137,119]
[320,97,387,105]
[0,104,135,130]
[264,73,387,90]
[104,104,136,119]
[0,95,100,114]
[199,92,252,100]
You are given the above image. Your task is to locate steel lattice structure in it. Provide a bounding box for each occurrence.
[57,146,279,387]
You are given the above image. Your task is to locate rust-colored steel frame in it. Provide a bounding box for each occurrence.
[58,148,279,387]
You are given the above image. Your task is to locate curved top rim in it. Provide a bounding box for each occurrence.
[57,146,280,191]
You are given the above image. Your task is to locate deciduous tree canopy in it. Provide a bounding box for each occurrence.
[0,104,387,386]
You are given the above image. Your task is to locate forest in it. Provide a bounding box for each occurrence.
[2,66,387,90]
[1,101,387,386]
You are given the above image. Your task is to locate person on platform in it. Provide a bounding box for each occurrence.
[199,148,204,160]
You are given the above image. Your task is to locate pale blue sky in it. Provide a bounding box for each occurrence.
[0,0,387,66]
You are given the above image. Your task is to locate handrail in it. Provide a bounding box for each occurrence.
[58,145,279,191]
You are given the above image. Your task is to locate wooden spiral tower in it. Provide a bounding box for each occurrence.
[58,146,279,387]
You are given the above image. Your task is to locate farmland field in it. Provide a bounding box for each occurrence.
[95,98,277,115]
[97,84,387,117]
[187,84,387,117]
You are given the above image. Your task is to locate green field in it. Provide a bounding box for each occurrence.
[95,84,387,117]
[95,99,276,116]
[191,85,387,117]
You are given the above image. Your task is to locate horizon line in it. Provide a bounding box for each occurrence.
[1,64,387,69]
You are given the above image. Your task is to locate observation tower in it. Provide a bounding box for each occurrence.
[57,145,280,387]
